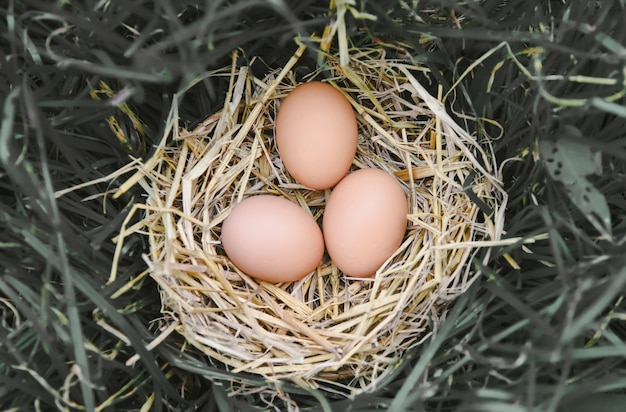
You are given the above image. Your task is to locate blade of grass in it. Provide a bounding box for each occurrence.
[389,284,475,411]
[557,395,626,412]
[22,83,96,411]
[560,265,626,344]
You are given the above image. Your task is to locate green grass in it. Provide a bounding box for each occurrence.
[2,0,626,410]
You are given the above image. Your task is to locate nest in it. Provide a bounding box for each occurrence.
[112,42,507,398]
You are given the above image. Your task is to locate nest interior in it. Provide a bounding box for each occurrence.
[121,44,507,396]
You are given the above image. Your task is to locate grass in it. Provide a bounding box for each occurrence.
[1,0,626,411]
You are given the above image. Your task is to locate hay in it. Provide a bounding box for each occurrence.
[112,41,507,398]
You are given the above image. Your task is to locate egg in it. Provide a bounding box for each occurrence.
[322,168,408,278]
[220,195,324,283]
[275,81,358,190]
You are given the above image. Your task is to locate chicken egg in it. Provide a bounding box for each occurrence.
[322,168,408,278]
[221,195,324,283]
[275,81,358,190]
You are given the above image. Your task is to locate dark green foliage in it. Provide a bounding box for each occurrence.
[2,0,625,411]
[359,1,626,411]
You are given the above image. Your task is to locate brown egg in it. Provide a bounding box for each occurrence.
[221,195,324,283]
[275,81,358,190]
[322,168,408,278]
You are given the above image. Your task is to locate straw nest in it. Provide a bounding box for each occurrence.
[113,42,507,397]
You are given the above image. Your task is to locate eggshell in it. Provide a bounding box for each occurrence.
[275,81,358,190]
[322,168,408,278]
[221,195,324,283]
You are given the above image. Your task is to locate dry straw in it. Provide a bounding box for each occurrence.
[109,39,507,398]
